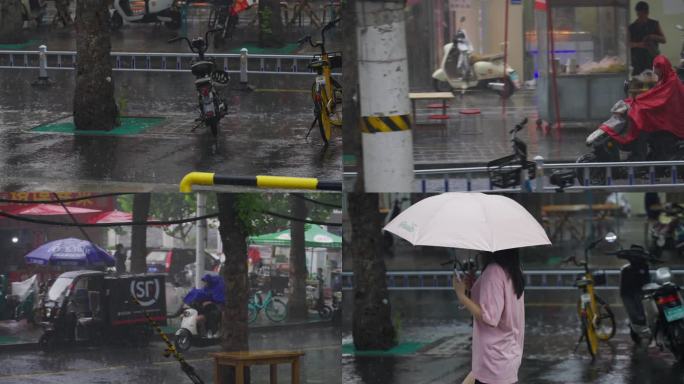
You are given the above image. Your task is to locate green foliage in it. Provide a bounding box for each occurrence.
[259,7,273,36]
[116,193,339,240]
[117,95,127,115]
[117,193,218,242]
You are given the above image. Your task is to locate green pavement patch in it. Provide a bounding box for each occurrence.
[342,342,427,356]
[32,117,164,136]
[0,39,39,50]
[0,336,21,345]
[343,154,357,167]
[227,42,300,55]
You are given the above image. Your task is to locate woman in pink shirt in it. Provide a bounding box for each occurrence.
[453,248,525,384]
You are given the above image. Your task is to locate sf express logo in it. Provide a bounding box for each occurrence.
[130,279,161,307]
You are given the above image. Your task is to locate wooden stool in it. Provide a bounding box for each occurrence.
[210,350,305,384]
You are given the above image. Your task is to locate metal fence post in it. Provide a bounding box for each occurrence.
[534,155,544,192]
[239,48,254,91]
[31,45,52,87]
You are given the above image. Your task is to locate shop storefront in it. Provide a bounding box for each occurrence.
[0,193,117,281]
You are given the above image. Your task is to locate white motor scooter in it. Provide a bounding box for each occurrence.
[174,304,221,352]
[432,16,520,98]
[109,0,181,31]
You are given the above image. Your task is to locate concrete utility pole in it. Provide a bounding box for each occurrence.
[356,0,414,192]
[195,192,207,288]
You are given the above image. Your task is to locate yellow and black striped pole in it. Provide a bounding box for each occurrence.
[179,172,342,193]
[131,296,205,384]
[361,114,411,134]
[356,0,415,192]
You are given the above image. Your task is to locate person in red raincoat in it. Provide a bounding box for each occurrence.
[627,55,684,138]
[601,55,684,157]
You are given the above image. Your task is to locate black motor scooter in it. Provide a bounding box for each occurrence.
[487,118,536,190]
[609,243,684,362]
[577,99,684,185]
[168,29,230,138]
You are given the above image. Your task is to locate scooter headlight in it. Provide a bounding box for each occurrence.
[183,310,192,317]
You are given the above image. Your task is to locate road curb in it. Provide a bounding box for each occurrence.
[0,319,335,352]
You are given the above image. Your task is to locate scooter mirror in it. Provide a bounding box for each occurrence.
[460,16,466,23]
[604,232,617,243]
[676,25,683,31]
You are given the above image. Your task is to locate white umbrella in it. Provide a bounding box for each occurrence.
[383,193,550,252]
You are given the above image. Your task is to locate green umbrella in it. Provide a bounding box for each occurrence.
[248,225,341,249]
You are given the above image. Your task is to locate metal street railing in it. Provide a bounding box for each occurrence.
[341,269,684,291]
[344,158,684,193]
[0,48,341,76]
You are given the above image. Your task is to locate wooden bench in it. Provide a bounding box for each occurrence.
[409,92,455,123]
[210,350,305,384]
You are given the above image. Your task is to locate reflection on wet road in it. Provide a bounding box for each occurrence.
[342,306,684,384]
[0,69,341,191]
[0,325,340,384]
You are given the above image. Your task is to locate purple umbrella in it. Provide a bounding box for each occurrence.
[25,238,115,267]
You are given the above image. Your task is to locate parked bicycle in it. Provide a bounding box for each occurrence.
[168,29,229,138]
[298,18,342,147]
[564,233,617,359]
[208,0,254,47]
[248,289,287,323]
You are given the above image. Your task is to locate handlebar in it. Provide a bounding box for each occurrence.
[168,29,223,55]
[562,255,586,267]
[605,246,662,264]
[298,18,340,53]
[509,118,528,134]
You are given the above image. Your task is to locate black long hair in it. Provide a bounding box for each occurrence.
[481,248,525,299]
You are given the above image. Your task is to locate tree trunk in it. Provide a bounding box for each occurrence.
[341,0,363,192]
[217,193,250,383]
[0,0,24,44]
[349,192,396,350]
[73,0,117,130]
[257,0,283,48]
[288,194,308,320]
[130,193,150,274]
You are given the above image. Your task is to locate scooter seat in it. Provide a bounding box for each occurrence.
[642,282,661,293]
[575,278,592,287]
[194,77,212,87]
[470,53,504,64]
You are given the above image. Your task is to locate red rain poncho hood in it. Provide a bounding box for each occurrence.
[601,55,684,144]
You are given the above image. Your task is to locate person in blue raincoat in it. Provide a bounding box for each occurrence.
[183,274,225,336]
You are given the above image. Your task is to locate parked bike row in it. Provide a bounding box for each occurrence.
[566,232,684,362]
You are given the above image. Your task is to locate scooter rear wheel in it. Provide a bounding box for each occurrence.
[39,332,56,352]
[433,79,452,93]
[174,328,192,352]
[317,305,332,320]
[497,77,516,99]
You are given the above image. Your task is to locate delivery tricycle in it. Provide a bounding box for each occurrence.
[39,270,166,351]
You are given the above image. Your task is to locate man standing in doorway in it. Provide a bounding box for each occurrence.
[629,1,666,76]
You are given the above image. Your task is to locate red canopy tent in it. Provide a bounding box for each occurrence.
[85,210,134,224]
[5,204,101,216]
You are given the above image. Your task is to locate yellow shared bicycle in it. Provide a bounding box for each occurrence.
[565,232,617,359]
[298,18,342,147]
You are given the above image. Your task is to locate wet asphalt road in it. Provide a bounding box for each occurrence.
[0,68,341,191]
[0,325,340,384]
[0,15,341,191]
[342,306,684,384]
